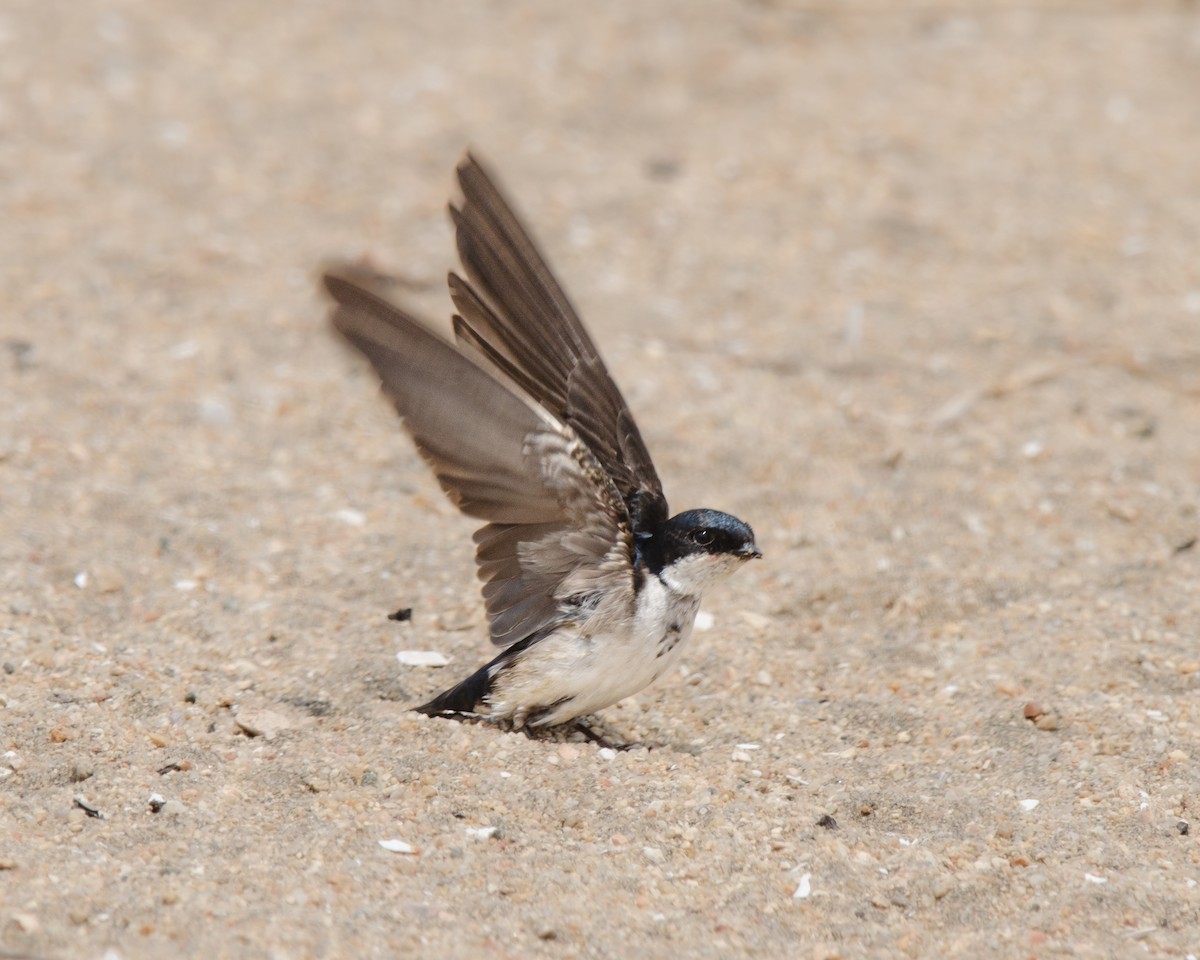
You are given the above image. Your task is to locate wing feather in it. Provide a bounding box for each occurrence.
[325,272,634,647]
[450,154,664,509]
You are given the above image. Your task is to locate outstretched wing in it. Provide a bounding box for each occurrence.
[325,274,636,647]
[448,154,666,529]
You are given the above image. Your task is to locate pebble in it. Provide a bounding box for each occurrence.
[68,761,94,783]
[642,846,666,865]
[234,708,293,740]
[8,913,39,934]
[198,397,232,425]
[396,650,451,667]
[739,611,771,631]
[379,839,417,854]
[334,508,366,527]
[1019,799,1040,812]
[1034,712,1062,731]
[466,826,500,841]
[169,339,200,360]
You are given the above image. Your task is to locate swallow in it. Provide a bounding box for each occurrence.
[324,154,760,737]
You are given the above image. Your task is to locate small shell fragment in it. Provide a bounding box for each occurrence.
[396,650,450,667]
[792,873,812,899]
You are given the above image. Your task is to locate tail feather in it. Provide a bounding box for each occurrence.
[414,662,495,718]
[414,628,555,720]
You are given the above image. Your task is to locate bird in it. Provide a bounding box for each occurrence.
[324,153,761,740]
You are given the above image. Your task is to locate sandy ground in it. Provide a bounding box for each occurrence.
[3,2,1200,957]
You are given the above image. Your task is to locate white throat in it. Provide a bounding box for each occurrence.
[657,552,746,597]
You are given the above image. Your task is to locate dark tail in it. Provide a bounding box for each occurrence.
[414,661,496,718]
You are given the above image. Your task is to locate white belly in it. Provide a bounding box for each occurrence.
[486,576,702,727]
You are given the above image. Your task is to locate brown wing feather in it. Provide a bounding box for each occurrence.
[449,154,664,507]
[325,273,634,647]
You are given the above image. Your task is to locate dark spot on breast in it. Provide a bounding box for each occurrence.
[657,623,684,659]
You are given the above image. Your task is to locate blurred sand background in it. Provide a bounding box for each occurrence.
[3,2,1200,957]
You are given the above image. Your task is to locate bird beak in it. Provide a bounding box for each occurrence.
[738,544,763,560]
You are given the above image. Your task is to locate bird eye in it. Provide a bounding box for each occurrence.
[691,529,714,546]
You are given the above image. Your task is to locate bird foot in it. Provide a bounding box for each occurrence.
[516,718,641,750]
[567,719,644,752]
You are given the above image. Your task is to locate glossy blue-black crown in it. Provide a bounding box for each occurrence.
[661,508,760,564]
